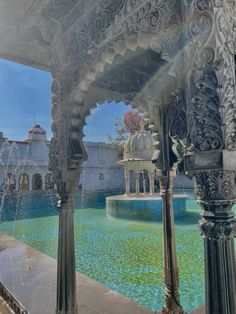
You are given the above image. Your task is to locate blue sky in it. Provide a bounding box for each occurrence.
[0,59,129,142]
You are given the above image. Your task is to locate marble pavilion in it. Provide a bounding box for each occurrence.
[121,126,156,195]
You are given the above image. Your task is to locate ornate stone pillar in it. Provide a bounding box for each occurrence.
[124,166,130,195]
[42,174,45,190]
[143,172,147,194]
[56,178,78,314]
[135,172,140,195]
[29,174,33,191]
[50,80,87,314]
[151,100,184,314]
[15,174,19,191]
[182,1,236,313]
[149,173,154,196]
[185,155,236,314]
[157,170,183,314]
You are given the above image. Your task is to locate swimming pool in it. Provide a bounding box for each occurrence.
[0,194,235,312]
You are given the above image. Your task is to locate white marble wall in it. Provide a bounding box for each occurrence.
[79,142,125,192]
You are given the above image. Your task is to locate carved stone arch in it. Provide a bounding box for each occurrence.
[68,47,184,158]
[42,3,185,314]
[78,33,174,95]
[81,98,146,123]
[77,98,148,158]
[46,0,183,96]
[74,30,183,114]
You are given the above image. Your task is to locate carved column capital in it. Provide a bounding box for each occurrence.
[193,169,236,205]
[183,0,236,153]
[200,219,234,240]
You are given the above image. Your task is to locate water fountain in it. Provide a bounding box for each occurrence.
[0,127,56,223]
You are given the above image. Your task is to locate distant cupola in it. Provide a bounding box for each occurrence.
[28,124,47,142]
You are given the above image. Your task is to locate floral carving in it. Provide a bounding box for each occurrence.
[194,170,236,202]
[170,89,188,146]
[125,0,142,13]
[214,2,236,150]
[184,1,225,152]
[194,47,215,70]
[37,0,183,103]
[188,63,224,151]
[49,80,60,181]
[195,0,211,11]
[68,100,87,170]
[188,13,212,38]
[49,137,59,179]
[200,220,234,240]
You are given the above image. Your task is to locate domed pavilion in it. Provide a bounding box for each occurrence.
[106,127,186,221]
[119,126,157,196]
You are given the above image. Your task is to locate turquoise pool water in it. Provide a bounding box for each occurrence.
[0,194,235,312]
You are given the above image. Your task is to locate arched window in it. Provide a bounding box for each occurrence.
[139,170,150,193]
[32,173,43,190]
[45,173,54,190]
[4,173,16,192]
[19,173,29,191]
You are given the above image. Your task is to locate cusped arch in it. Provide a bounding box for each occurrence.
[32,173,43,191]
[78,16,181,96]
[77,99,148,163]
[73,27,184,120]
[19,173,29,191]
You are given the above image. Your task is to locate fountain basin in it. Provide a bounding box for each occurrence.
[106,194,187,221]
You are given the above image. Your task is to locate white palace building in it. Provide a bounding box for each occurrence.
[0,125,193,195]
[0,125,125,194]
[0,125,53,192]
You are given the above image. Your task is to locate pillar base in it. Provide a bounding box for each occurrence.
[162,306,184,314]
[56,305,78,314]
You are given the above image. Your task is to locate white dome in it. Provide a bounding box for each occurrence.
[124,129,154,160]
